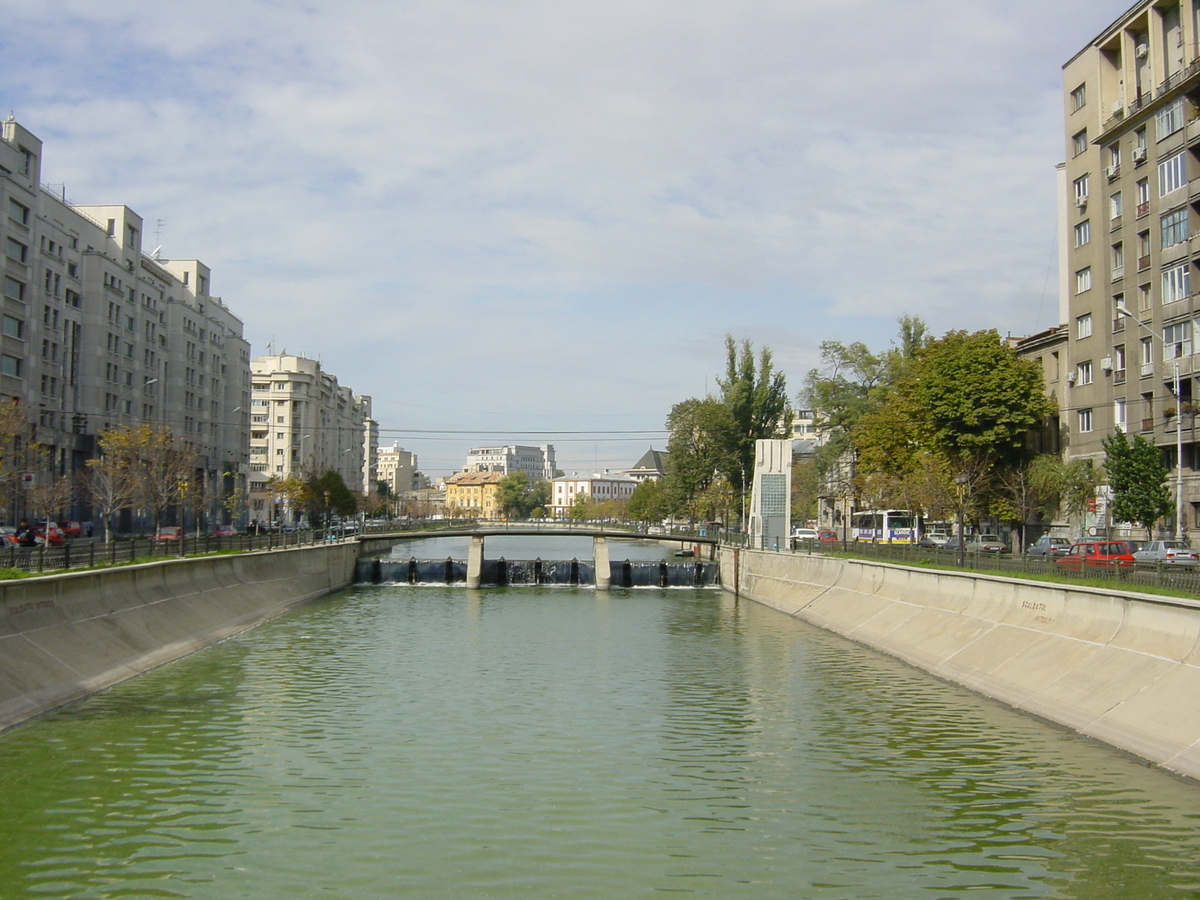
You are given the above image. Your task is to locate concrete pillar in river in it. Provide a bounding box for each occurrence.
[466,535,484,589]
[594,536,611,590]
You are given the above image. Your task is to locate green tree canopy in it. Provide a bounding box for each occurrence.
[1103,431,1172,537]
[494,472,551,518]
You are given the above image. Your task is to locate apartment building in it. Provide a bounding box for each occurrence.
[463,444,557,481]
[444,471,505,518]
[377,442,419,494]
[249,354,374,493]
[1,116,250,523]
[1062,2,1200,537]
[550,472,637,517]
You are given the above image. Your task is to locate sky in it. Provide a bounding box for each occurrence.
[1,0,1137,478]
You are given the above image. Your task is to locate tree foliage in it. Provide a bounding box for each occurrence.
[1103,431,1172,536]
[494,472,551,519]
[627,478,670,523]
[95,424,197,530]
[663,336,790,522]
[305,470,358,523]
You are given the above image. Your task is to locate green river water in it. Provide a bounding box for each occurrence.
[2,583,1200,899]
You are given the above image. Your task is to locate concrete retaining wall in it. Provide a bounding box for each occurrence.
[0,543,359,731]
[721,547,1200,781]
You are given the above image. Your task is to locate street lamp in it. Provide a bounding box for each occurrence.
[1115,303,1185,539]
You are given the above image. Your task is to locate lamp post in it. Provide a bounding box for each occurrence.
[1115,304,1185,538]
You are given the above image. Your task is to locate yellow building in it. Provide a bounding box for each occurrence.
[444,471,506,518]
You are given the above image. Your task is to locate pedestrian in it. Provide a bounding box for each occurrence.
[14,519,37,548]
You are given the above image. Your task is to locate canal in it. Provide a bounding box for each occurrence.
[2,578,1200,897]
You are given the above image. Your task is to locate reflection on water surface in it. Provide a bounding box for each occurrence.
[2,585,1199,899]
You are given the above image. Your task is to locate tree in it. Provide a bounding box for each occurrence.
[265,474,309,525]
[494,472,551,519]
[305,471,358,524]
[664,397,735,517]
[85,452,137,543]
[95,424,197,531]
[627,478,670,524]
[1104,431,1173,537]
[904,330,1054,468]
[716,336,792,506]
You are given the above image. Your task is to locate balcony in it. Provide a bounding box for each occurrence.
[1114,369,1127,384]
[1142,417,1156,432]
[1137,202,1151,218]
[1113,317,1125,333]
[1138,254,1151,270]
[1111,265,1125,281]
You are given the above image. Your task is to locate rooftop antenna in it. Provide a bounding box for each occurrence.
[153,219,165,256]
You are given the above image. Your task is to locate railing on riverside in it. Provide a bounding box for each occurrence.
[0,527,350,576]
[765,538,1200,598]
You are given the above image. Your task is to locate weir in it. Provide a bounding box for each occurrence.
[356,532,720,588]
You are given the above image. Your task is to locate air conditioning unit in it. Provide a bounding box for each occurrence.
[1136,43,1149,58]
[1067,371,1078,384]
[1106,165,1120,179]
[1113,100,1124,115]
[1133,147,1147,162]
[1075,195,1089,209]
[1101,357,1114,371]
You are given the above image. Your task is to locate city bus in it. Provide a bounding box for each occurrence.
[851,509,918,543]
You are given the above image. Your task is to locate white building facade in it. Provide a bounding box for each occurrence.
[377,442,419,495]
[249,354,374,494]
[464,444,556,481]
[550,473,637,517]
[1,116,251,525]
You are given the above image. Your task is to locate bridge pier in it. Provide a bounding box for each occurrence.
[593,537,611,590]
[466,535,484,589]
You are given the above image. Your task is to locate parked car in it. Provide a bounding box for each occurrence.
[917,532,950,549]
[817,529,839,542]
[154,526,183,541]
[791,527,819,541]
[1055,540,1137,572]
[33,522,66,546]
[0,525,17,545]
[965,534,1009,553]
[212,525,238,537]
[1027,535,1072,558]
[61,521,83,538]
[941,535,966,552]
[1132,540,1199,566]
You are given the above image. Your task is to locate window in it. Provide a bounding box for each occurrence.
[1135,127,1148,156]
[1156,98,1186,139]
[1162,208,1189,248]
[1075,220,1091,246]
[1076,267,1092,293]
[1165,321,1193,358]
[1138,230,1152,268]
[7,198,29,225]
[1114,343,1126,372]
[1077,313,1093,338]
[1078,409,1094,433]
[3,276,24,302]
[1077,361,1094,385]
[5,237,27,264]
[1111,191,1124,220]
[1072,130,1088,157]
[1074,174,1090,203]
[1163,263,1190,303]
[1114,399,1127,431]
[1071,84,1087,110]
[1160,152,1187,195]
[1136,178,1151,216]
[0,354,21,377]
[1111,242,1124,276]
[1,315,23,339]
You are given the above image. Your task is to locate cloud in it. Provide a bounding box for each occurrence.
[0,0,1135,473]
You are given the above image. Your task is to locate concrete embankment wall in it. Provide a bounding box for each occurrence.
[0,543,359,732]
[721,547,1200,781]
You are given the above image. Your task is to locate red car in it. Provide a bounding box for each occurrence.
[212,525,238,537]
[32,522,66,546]
[155,526,183,541]
[817,529,839,542]
[1055,540,1137,572]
